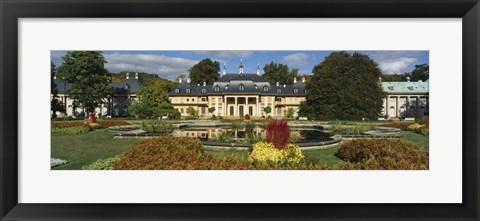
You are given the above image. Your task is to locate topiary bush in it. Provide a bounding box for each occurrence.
[114,137,252,170]
[248,141,304,166]
[244,114,251,120]
[266,120,290,149]
[336,138,429,170]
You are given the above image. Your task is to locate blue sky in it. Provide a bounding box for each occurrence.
[51,50,429,81]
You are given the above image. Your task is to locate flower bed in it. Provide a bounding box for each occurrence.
[52,120,130,130]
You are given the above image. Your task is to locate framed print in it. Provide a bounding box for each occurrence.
[1,0,479,220]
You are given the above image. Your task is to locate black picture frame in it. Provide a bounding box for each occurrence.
[1,0,479,220]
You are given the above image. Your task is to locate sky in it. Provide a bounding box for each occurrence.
[51,50,429,81]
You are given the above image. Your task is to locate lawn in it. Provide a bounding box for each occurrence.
[400,131,429,151]
[51,129,142,170]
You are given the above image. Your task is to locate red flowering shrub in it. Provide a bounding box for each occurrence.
[89,112,97,123]
[244,114,251,120]
[266,120,290,150]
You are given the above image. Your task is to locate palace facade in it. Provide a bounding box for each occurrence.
[380,78,429,118]
[168,63,306,118]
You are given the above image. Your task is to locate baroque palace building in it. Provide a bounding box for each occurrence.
[52,62,429,119]
[168,62,307,118]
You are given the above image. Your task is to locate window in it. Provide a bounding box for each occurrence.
[294,88,298,93]
[202,89,206,93]
[263,86,269,91]
[202,97,206,102]
[215,86,220,92]
[218,98,223,102]
[211,98,216,102]
[277,89,281,93]
[192,99,195,102]
[175,88,179,93]
[186,89,191,93]
[305,89,307,93]
[180,108,184,113]
[187,98,189,102]
[239,84,245,91]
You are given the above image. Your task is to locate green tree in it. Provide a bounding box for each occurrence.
[208,107,216,115]
[299,51,384,120]
[263,106,272,116]
[409,64,429,81]
[128,86,180,119]
[189,58,220,85]
[51,62,64,118]
[58,51,113,113]
[262,62,294,85]
[186,107,198,117]
[286,108,295,119]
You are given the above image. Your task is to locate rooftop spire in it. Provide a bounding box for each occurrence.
[239,58,244,75]
[256,63,261,75]
[223,63,227,76]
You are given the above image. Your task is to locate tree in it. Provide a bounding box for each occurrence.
[409,64,429,81]
[263,106,272,116]
[299,52,384,120]
[262,62,295,85]
[186,107,198,117]
[286,108,295,119]
[58,51,113,113]
[128,86,180,119]
[51,62,64,118]
[189,58,220,85]
[208,107,216,115]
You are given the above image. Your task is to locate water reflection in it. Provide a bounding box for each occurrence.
[172,126,332,143]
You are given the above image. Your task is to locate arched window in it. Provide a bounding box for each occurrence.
[186,89,191,93]
[293,88,298,93]
[215,86,220,92]
[263,86,269,91]
[202,89,206,93]
[239,84,245,91]
[277,89,281,93]
[175,88,179,93]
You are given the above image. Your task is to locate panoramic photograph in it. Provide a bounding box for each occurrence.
[50,50,429,170]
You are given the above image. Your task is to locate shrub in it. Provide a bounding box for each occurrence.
[213,132,235,143]
[419,116,429,127]
[380,122,411,130]
[286,108,295,119]
[114,137,252,170]
[82,155,123,170]
[243,133,264,145]
[231,122,244,130]
[266,120,290,149]
[51,126,90,134]
[245,114,251,120]
[289,131,305,143]
[248,141,304,166]
[336,138,429,170]
[185,116,196,120]
[140,120,175,134]
[407,123,424,131]
[97,120,130,128]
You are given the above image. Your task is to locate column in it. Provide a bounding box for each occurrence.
[396,96,400,117]
[385,96,389,118]
[234,97,237,116]
[416,96,420,115]
[256,96,259,116]
[246,96,249,116]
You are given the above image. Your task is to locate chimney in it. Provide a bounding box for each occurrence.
[276,82,280,86]
[178,77,182,83]
[187,78,191,84]
[294,77,297,84]
[302,77,305,83]
[126,72,129,79]
[135,73,139,79]
[203,81,206,86]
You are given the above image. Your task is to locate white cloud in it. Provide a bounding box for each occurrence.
[378,57,417,74]
[104,53,198,80]
[194,50,253,58]
[282,53,309,67]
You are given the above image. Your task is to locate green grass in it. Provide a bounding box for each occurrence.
[400,131,429,151]
[51,129,142,170]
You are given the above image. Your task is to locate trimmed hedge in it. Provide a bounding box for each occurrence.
[114,137,252,170]
[336,138,429,170]
[380,122,412,130]
[51,126,90,134]
[52,120,130,129]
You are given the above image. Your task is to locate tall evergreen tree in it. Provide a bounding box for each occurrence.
[299,52,384,120]
[188,58,220,85]
[58,51,113,113]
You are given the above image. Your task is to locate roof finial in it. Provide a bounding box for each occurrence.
[239,58,244,75]
[223,63,227,76]
[256,63,261,75]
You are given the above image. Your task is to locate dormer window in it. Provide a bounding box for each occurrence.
[175,88,179,93]
[407,86,414,90]
[277,89,281,93]
[186,89,191,93]
[294,88,298,93]
[305,89,307,93]
[263,86,269,92]
[388,86,394,90]
[215,86,220,92]
[239,84,245,91]
[202,89,206,93]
